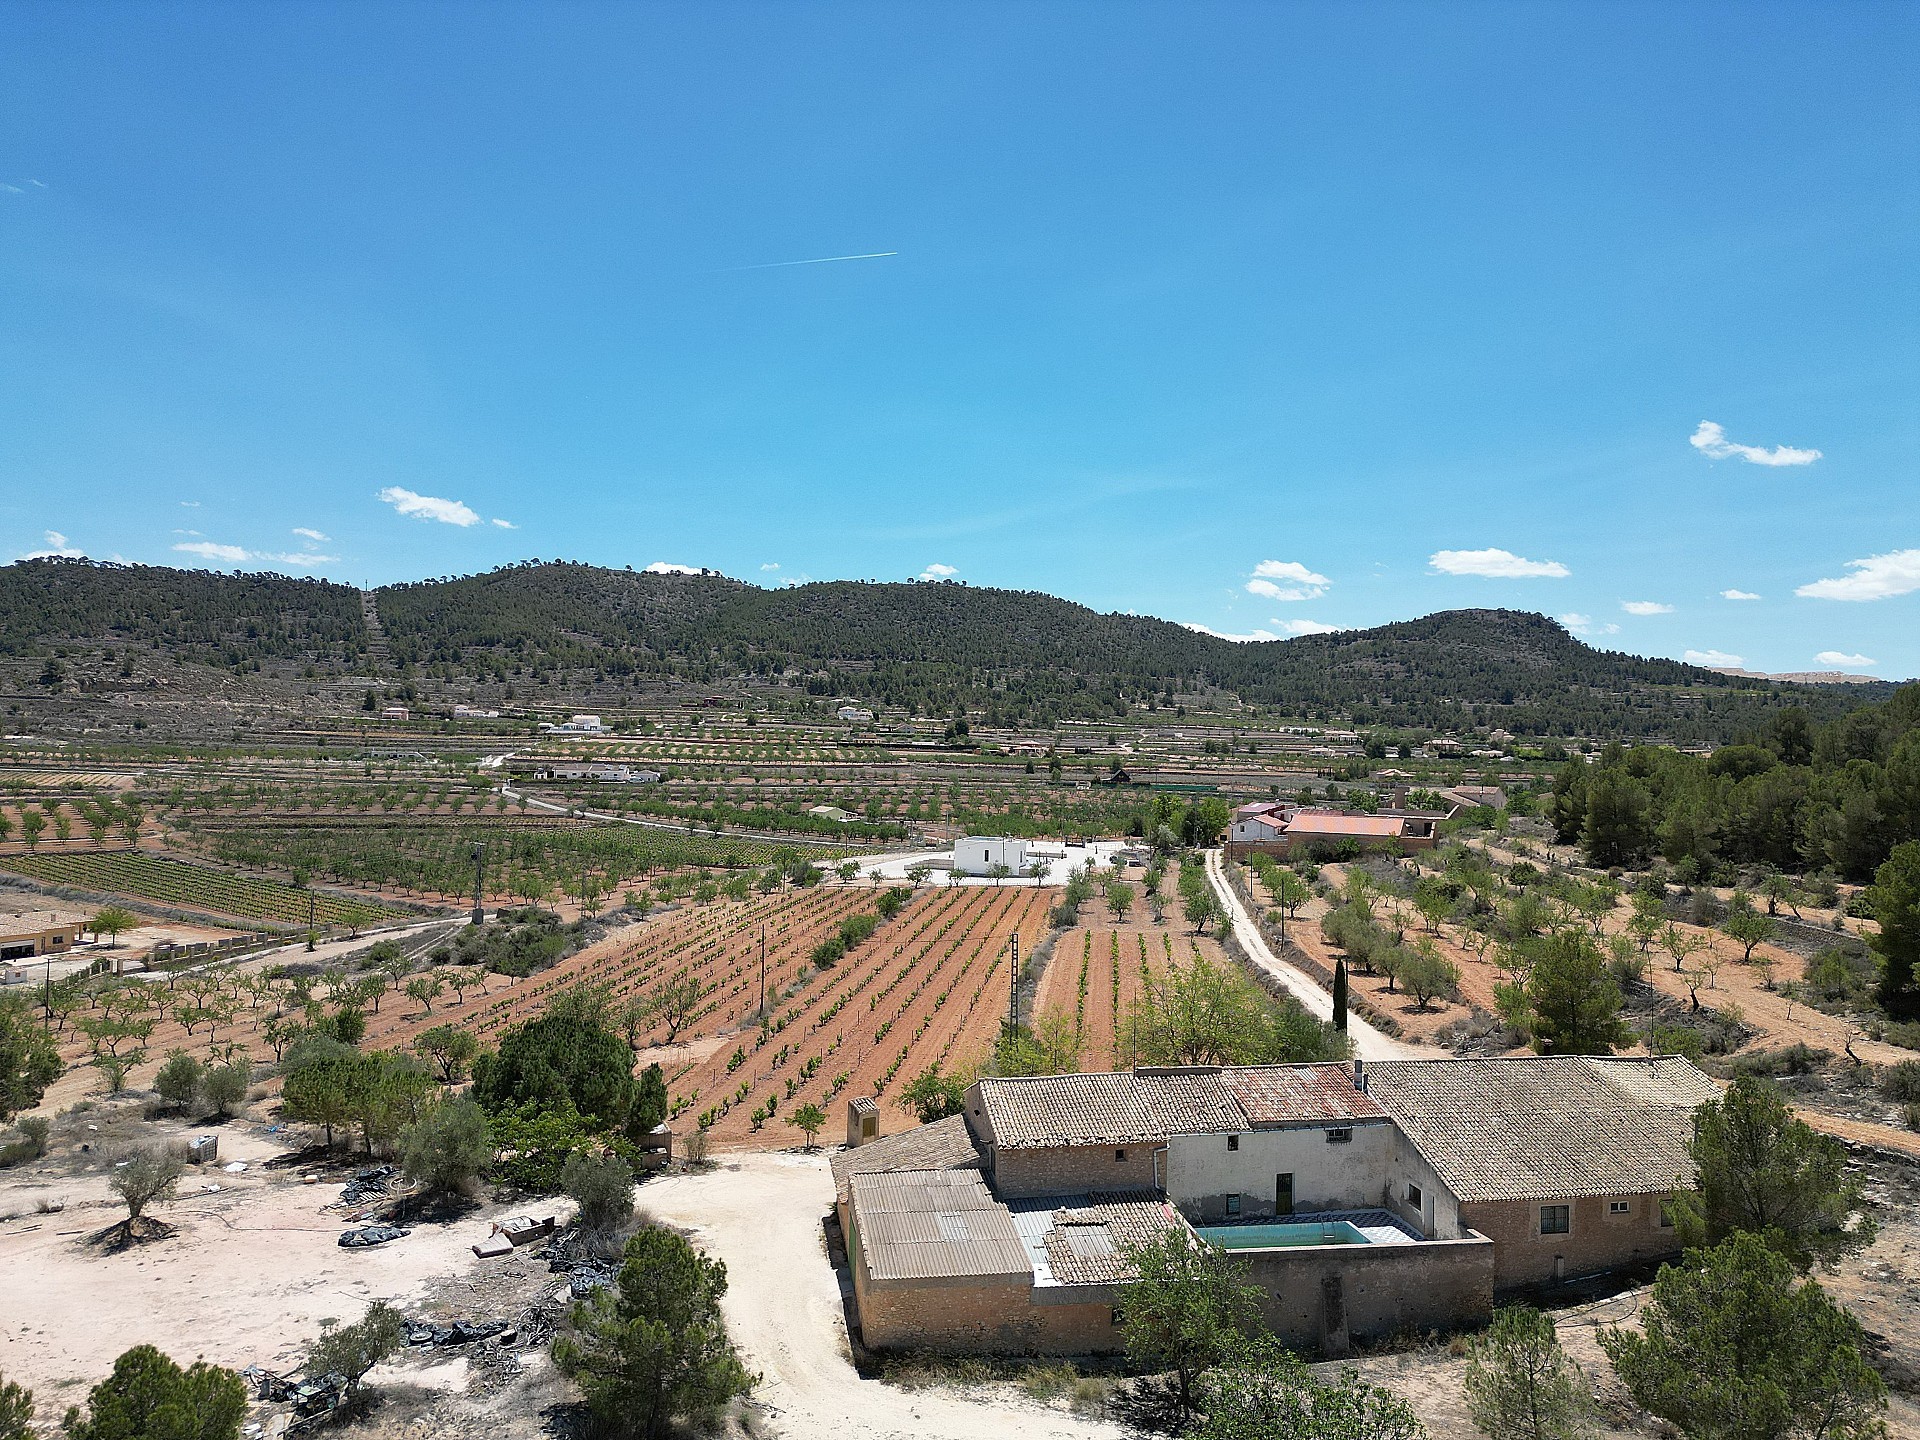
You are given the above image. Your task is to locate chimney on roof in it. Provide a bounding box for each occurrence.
[1351,1058,1365,1091]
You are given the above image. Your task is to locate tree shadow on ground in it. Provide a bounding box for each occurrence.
[1107,1375,1187,1435]
[88,1215,176,1253]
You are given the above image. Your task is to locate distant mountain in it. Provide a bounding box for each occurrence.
[0,558,1893,742]
[1710,666,1887,686]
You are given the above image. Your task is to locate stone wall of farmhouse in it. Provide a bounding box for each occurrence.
[990,1143,1163,1198]
[1464,1193,1682,1290]
[853,1273,1127,1354]
[1239,1232,1495,1352]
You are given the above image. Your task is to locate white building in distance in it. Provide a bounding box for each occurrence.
[953,836,1030,876]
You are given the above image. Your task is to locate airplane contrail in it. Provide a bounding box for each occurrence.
[721,251,899,272]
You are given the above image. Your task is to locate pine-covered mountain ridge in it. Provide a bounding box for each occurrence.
[0,556,1898,742]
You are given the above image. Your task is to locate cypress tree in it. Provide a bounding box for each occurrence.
[1332,957,1349,1032]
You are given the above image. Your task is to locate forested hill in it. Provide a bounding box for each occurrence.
[0,557,1895,741]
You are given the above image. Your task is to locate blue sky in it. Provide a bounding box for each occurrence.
[3,2,1916,677]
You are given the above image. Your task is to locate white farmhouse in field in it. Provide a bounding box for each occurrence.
[540,714,612,735]
[953,836,1030,876]
[837,705,875,723]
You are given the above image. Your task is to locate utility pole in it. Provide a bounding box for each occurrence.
[1007,930,1020,1035]
[471,842,487,926]
[307,891,316,952]
[759,926,767,1019]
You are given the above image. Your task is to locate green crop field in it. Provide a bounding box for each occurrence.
[0,851,407,928]
[197,821,804,904]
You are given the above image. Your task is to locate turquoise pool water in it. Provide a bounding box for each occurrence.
[1197,1219,1371,1250]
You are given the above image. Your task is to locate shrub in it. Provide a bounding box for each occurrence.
[109,1144,183,1222]
[153,1051,203,1113]
[552,1226,755,1440]
[199,1059,251,1118]
[401,1096,491,1195]
[562,1150,635,1236]
[64,1346,246,1440]
[1879,1060,1920,1104]
[306,1301,404,1403]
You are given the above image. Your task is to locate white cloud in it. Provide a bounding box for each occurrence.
[919,563,959,581]
[19,530,86,559]
[1274,618,1342,636]
[292,527,329,543]
[760,562,780,571]
[1621,600,1674,616]
[179,500,200,508]
[1721,589,1762,601]
[1558,613,1620,638]
[1246,559,1330,602]
[173,541,339,567]
[377,487,480,527]
[1182,622,1281,643]
[1795,549,1920,602]
[1689,421,1821,467]
[1813,651,1876,668]
[174,541,252,563]
[643,562,703,575]
[1685,648,1745,668]
[490,517,516,529]
[1430,548,1569,579]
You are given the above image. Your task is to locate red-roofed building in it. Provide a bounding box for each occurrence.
[1225,807,1436,860]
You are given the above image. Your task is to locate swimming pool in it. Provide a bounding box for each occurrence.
[1196,1219,1372,1250]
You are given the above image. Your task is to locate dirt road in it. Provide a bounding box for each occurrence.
[639,1152,1122,1440]
[1202,850,1435,1060]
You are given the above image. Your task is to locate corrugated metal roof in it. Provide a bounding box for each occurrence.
[850,1169,1032,1283]
[1367,1056,1718,1203]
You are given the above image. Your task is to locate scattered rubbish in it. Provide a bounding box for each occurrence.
[301,1174,318,1185]
[223,1160,248,1174]
[402,1318,508,1348]
[338,1224,411,1248]
[492,1214,556,1246]
[337,1165,396,1206]
[199,1183,223,1194]
[472,1233,514,1259]
[186,1135,219,1164]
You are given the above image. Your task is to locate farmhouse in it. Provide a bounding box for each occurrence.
[835,1056,1713,1357]
[953,836,1030,876]
[1224,806,1436,859]
[0,910,87,963]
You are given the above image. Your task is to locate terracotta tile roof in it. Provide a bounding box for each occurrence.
[1366,1056,1719,1203]
[1284,811,1407,838]
[976,1070,1248,1149]
[974,1064,1375,1148]
[830,1114,983,1199]
[848,1169,1031,1283]
[1225,1065,1387,1126]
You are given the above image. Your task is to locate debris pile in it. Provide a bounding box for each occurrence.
[338,1224,411,1248]
[337,1164,397,1207]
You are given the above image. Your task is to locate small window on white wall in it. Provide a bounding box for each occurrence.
[1227,1134,1239,1152]
[1406,1182,1423,1209]
[1609,1200,1630,1216]
[1225,1194,1241,1215]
